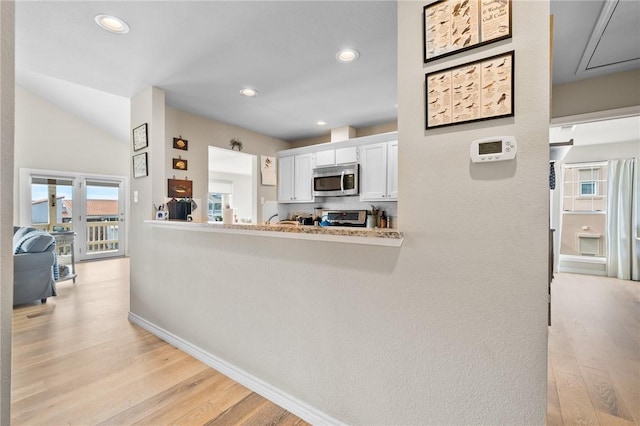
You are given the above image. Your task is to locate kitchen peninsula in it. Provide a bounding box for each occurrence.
[145,219,404,247]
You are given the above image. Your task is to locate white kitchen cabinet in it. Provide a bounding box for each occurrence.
[360,140,398,201]
[314,146,358,167]
[278,153,315,203]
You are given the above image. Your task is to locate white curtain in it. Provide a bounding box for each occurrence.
[606,158,639,280]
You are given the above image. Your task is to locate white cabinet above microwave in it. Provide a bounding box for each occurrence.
[278,153,315,203]
[314,146,358,167]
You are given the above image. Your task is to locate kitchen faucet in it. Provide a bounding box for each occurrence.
[266,213,278,225]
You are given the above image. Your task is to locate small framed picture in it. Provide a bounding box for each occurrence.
[133,123,148,151]
[168,178,193,198]
[173,137,188,151]
[172,158,188,170]
[133,152,148,178]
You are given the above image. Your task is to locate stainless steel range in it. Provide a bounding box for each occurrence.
[322,210,367,227]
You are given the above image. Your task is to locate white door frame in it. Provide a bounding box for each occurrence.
[19,168,129,259]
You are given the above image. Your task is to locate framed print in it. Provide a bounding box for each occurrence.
[133,123,148,151]
[172,158,188,171]
[168,178,193,198]
[426,51,514,129]
[424,0,512,62]
[133,152,148,178]
[173,136,188,151]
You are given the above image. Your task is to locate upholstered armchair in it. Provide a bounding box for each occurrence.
[13,227,57,306]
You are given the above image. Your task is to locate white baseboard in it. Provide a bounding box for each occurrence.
[558,255,607,276]
[128,312,344,426]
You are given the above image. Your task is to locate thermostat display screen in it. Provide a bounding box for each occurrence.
[470,136,516,163]
[478,141,502,155]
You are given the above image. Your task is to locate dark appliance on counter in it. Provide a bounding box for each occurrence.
[312,163,359,197]
[166,198,197,221]
[322,210,367,227]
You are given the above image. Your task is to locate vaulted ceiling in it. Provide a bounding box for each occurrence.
[14,1,640,143]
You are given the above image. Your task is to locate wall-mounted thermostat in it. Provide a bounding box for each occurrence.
[470,136,517,163]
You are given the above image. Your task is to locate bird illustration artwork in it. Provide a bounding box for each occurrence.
[454,85,462,90]
[442,87,450,92]
[463,7,470,17]
[438,108,448,115]
[454,102,461,108]
[461,26,471,35]
[497,58,507,67]
[438,74,447,80]
[483,81,495,89]
[461,0,469,7]
[453,37,462,46]
[429,88,436,94]
[484,102,493,108]
[452,27,459,35]
[465,83,474,90]
[497,93,507,105]
[484,63,493,69]
[452,3,462,16]
[465,66,476,74]
[466,103,476,109]
[429,98,439,105]
[440,19,449,25]
[462,94,471,100]
[499,76,508,81]
[463,36,472,47]
[427,24,436,32]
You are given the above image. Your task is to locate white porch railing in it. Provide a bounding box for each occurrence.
[32,221,119,254]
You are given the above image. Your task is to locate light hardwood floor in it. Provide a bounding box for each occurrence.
[11,258,308,425]
[12,259,639,424]
[548,272,639,426]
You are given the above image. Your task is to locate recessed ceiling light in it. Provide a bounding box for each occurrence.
[316,121,327,126]
[95,14,129,34]
[336,48,360,63]
[239,88,259,97]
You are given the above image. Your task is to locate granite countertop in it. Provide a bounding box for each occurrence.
[145,220,404,247]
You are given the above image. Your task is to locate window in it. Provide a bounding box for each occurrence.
[579,181,597,196]
[560,162,607,258]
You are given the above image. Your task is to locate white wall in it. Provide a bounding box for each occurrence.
[0,3,14,424]
[552,70,640,119]
[13,85,129,222]
[128,1,550,424]
[209,171,253,222]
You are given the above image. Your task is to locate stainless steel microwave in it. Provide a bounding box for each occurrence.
[312,163,359,196]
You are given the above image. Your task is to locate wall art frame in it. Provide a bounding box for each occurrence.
[173,136,188,151]
[133,123,148,151]
[423,0,512,63]
[133,152,148,178]
[168,178,193,198]
[172,158,188,171]
[425,50,514,129]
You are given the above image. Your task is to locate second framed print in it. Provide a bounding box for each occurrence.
[424,0,512,62]
[425,51,514,129]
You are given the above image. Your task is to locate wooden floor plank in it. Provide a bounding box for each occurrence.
[548,272,640,426]
[11,258,309,426]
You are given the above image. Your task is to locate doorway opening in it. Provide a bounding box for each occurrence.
[20,169,127,261]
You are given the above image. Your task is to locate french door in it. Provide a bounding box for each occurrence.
[78,178,125,260]
[21,169,127,261]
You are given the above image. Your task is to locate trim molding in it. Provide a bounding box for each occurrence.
[128,312,345,426]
